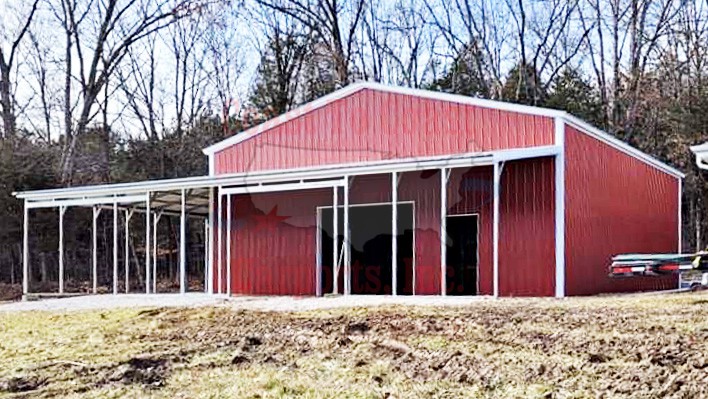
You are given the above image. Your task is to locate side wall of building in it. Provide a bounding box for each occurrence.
[564,125,679,295]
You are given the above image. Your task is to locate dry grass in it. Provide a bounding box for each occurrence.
[0,292,707,398]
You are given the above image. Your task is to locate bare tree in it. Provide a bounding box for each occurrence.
[248,5,309,116]
[51,0,197,185]
[0,0,40,138]
[256,0,366,86]
[204,10,245,135]
[360,0,435,87]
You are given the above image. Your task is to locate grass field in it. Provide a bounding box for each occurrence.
[1,292,707,398]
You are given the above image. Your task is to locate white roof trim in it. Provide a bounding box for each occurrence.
[690,142,708,154]
[563,115,684,178]
[201,81,565,156]
[201,81,683,179]
[690,142,708,170]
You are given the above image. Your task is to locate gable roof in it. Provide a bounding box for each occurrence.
[202,82,683,179]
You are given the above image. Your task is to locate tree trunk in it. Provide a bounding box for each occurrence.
[0,60,15,139]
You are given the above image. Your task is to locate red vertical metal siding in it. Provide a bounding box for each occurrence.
[398,170,442,294]
[216,189,332,296]
[214,89,555,175]
[213,161,558,296]
[498,158,556,296]
[447,167,494,295]
[564,126,679,295]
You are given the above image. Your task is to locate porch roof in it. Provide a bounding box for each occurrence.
[13,146,560,212]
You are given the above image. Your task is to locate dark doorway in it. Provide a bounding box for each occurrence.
[446,214,478,295]
[320,203,414,295]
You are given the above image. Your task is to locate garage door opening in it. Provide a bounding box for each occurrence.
[446,214,479,295]
[319,203,414,295]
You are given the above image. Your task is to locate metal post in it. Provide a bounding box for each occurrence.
[332,187,339,294]
[92,207,100,294]
[153,211,162,294]
[316,207,322,297]
[207,187,215,294]
[217,190,223,294]
[113,201,118,294]
[58,205,66,294]
[225,194,232,296]
[125,209,133,293]
[180,189,187,294]
[392,172,398,296]
[204,218,209,293]
[493,162,501,298]
[440,168,448,296]
[153,213,157,293]
[22,201,29,297]
[343,175,351,295]
[145,193,151,294]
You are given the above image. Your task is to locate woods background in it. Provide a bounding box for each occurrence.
[1,0,707,290]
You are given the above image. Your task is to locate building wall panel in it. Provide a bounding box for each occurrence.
[447,167,494,295]
[564,125,679,295]
[498,157,556,296]
[214,89,555,174]
[212,189,332,296]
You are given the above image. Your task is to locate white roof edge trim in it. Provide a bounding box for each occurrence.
[690,142,708,153]
[562,114,685,179]
[201,81,566,156]
[15,145,560,201]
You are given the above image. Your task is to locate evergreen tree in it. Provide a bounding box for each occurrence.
[501,63,546,106]
[545,68,603,127]
[427,41,490,98]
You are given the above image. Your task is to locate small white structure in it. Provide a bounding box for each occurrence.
[689,143,708,287]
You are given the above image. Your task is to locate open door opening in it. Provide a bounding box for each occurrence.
[446,214,479,295]
[320,203,414,295]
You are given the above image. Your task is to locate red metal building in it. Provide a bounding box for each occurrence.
[203,83,682,297]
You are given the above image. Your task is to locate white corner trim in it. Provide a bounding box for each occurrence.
[563,115,684,179]
[554,117,566,298]
[678,177,682,254]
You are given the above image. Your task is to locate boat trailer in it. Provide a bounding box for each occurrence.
[610,253,708,290]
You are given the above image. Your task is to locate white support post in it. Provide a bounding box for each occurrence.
[58,205,66,294]
[493,162,501,298]
[332,187,339,294]
[343,175,351,295]
[316,207,322,297]
[125,209,133,293]
[440,168,448,296]
[678,178,682,254]
[153,210,163,294]
[92,207,100,294]
[207,187,215,294]
[554,117,566,298]
[392,172,398,296]
[180,189,187,294]
[225,193,232,296]
[145,193,151,294]
[22,201,29,298]
[113,200,118,294]
[217,190,223,294]
[204,218,209,293]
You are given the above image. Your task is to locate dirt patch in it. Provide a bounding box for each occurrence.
[0,375,47,393]
[107,357,170,388]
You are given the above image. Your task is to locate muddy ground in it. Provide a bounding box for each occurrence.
[0,292,706,398]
